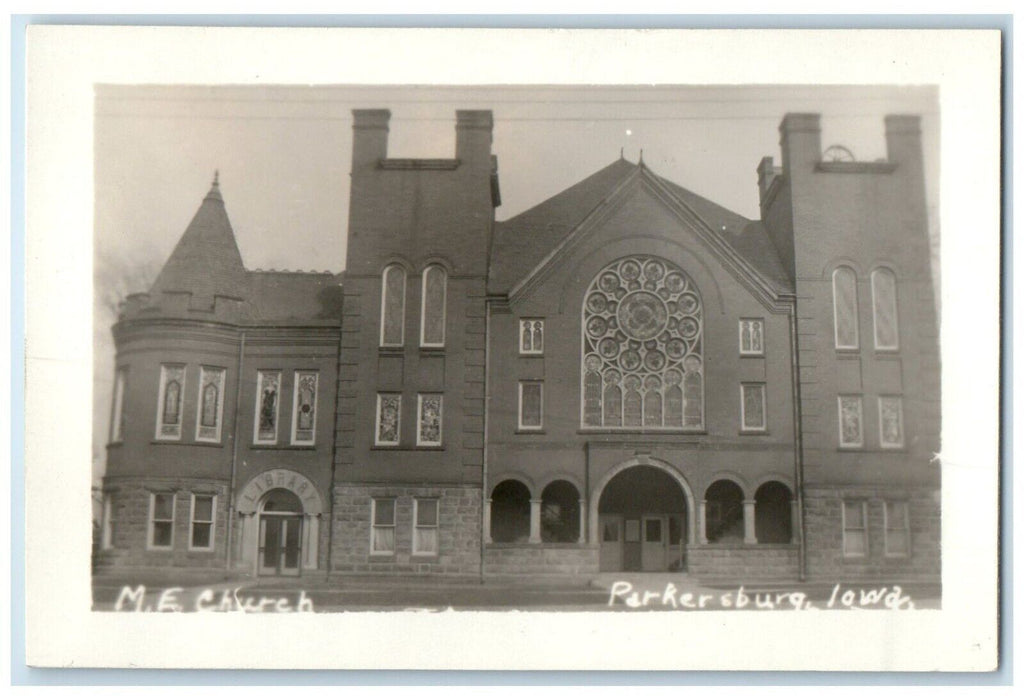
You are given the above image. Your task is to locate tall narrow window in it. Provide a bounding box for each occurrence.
[380,264,406,347]
[155,364,186,440]
[871,268,900,350]
[371,498,396,555]
[581,256,704,430]
[291,371,318,445]
[417,394,443,446]
[420,265,447,347]
[148,492,175,550]
[739,319,765,356]
[253,370,281,445]
[842,500,868,557]
[518,381,544,430]
[413,498,440,555]
[109,366,127,443]
[884,501,911,556]
[740,383,767,432]
[196,367,226,443]
[878,396,905,449]
[100,493,114,550]
[376,393,401,446]
[832,266,860,350]
[838,395,864,448]
[189,494,216,551]
[519,319,544,355]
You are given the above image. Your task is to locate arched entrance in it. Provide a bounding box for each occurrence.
[237,468,324,576]
[591,460,694,572]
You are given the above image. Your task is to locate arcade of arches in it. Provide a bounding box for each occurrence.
[485,465,797,572]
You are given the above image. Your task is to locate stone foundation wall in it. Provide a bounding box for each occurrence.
[330,483,482,576]
[484,544,599,577]
[803,486,940,581]
[688,544,799,582]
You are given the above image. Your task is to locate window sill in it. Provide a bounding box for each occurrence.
[834,349,861,356]
[187,548,216,554]
[105,441,124,449]
[739,428,769,436]
[249,444,317,451]
[371,444,446,451]
[577,428,707,436]
[739,352,765,359]
[411,552,440,560]
[150,440,224,448]
[419,347,446,356]
[873,348,901,356]
[378,347,404,356]
[515,428,546,435]
[518,352,544,358]
[369,553,396,560]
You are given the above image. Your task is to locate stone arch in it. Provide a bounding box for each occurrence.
[588,456,697,546]
[704,470,752,499]
[490,478,532,544]
[537,473,584,494]
[751,472,795,493]
[238,468,324,516]
[237,468,324,575]
[489,471,536,498]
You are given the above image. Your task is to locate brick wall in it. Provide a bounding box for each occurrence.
[483,544,599,577]
[330,484,481,575]
[688,545,799,582]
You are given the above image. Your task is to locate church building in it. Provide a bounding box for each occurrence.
[97,109,940,583]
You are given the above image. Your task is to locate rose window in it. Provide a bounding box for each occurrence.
[582,255,704,429]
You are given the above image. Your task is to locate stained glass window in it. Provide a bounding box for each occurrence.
[380,264,406,347]
[291,372,318,445]
[149,492,175,549]
[376,393,401,446]
[156,364,185,439]
[832,266,860,350]
[190,494,215,550]
[420,265,447,347]
[519,381,543,430]
[878,396,904,448]
[741,383,766,431]
[872,268,900,350]
[582,256,704,430]
[371,498,396,554]
[196,367,225,442]
[519,319,544,354]
[884,501,910,556]
[739,318,765,355]
[254,370,281,444]
[838,395,864,448]
[842,501,868,557]
[110,367,127,443]
[417,394,443,446]
[413,498,439,555]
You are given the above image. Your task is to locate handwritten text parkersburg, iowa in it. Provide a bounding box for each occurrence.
[607,582,916,610]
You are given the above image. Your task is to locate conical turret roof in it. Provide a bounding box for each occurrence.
[150,172,247,303]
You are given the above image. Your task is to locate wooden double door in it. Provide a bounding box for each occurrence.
[258,514,302,576]
[599,513,686,572]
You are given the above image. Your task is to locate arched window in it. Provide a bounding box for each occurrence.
[421,265,447,348]
[705,480,744,543]
[540,481,580,543]
[871,267,900,350]
[490,480,531,543]
[581,256,704,430]
[832,266,859,350]
[380,264,406,347]
[201,382,219,427]
[754,481,793,544]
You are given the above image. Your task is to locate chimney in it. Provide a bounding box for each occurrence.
[779,113,822,175]
[455,110,493,166]
[884,114,923,169]
[757,156,779,207]
[351,109,390,168]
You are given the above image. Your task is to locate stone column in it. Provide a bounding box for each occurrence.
[577,499,587,544]
[698,500,709,544]
[529,499,542,544]
[790,499,800,544]
[483,499,492,544]
[743,499,758,545]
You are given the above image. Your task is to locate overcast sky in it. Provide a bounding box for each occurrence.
[92,84,940,482]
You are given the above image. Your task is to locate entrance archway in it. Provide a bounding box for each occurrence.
[258,489,304,576]
[237,469,323,576]
[590,459,695,572]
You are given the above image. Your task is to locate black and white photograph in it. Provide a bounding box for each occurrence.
[22,26,1001,671]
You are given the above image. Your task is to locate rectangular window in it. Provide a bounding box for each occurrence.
[155,364,186,440]
[413,498,439,555]
[101,493,114,550]
[110,366,128,443]
[842,500,868,557]
[253,370,282,444]
[189,494,216,551]
[838,395,864,448]
[417,394,443,446]
[884,501,911,556]
[740,383,767,432]
[371,498,396,555]
[376,393,402,446]
[291,371,318,445]
[518,381,544,430]
[738,318,765,356]
[148,492,175,550]
[519,319,544,355]
[196,366,226,443]
[878,396,905,449]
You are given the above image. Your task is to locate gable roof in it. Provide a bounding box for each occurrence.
[488,158,793,296]
[150,174,248,302]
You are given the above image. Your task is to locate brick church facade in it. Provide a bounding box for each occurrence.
[97,109,940,583]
